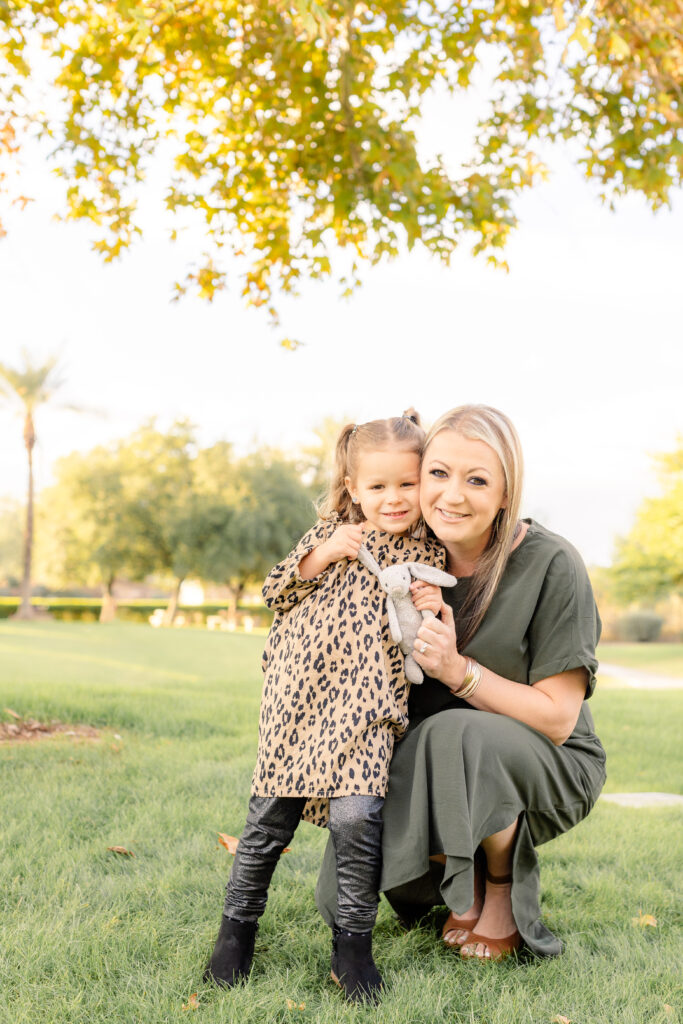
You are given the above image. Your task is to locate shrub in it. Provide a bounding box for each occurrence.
[0,597,273,626]
[616,610,664,642]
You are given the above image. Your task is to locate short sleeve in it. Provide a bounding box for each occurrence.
[527,546,602,697]
[262,518,337,613]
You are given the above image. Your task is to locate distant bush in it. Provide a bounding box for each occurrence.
[616,610,665,642]
[0,597,273,626]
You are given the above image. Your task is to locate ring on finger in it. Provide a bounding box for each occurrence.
[419,641,429,654]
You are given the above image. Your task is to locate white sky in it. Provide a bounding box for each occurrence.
[1,87,681,568]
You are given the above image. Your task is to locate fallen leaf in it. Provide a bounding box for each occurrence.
[3,707,21,719]
[218,832,291,855]
[182,993,199,1010]
[552,1016,572,1024]
[287,999,306,1010]
[631,909,657,928]
[663,1006,674,1017]
[107,846,135,857]
[217,832,240,855]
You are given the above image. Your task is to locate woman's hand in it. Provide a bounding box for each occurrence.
[410,580,442,616]
[412,600,466,689]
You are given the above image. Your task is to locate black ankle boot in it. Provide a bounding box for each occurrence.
[203,915,257,988]
[330,924,384,1004]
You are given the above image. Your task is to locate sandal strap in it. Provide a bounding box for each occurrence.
[460,929,521,960]
[486,871,513,885]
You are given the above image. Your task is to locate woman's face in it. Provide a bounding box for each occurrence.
[420,430,507,554]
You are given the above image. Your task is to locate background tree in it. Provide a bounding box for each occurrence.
[39,420,197,621]
[610,438,683,605]
[38,443,144,620]
[297,416,349,499]
[1,1,681,331]
[0,498,23,588]
[0,351,70,618]
[198,451,315,618]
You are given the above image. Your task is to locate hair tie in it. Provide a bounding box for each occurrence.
[402,414,418,424]
[351,424,358,435]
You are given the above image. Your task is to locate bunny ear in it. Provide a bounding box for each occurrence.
[407,562,457,587]
[358,544,382,577]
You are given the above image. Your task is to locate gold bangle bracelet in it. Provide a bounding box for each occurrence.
[454,658,482,700]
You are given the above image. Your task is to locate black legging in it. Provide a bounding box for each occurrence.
[224,794,384,932]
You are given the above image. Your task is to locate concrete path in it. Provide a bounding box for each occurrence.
[600,792,683,808]
[599,662,683,690]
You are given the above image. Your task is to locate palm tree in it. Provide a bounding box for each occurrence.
[0,351,66,619]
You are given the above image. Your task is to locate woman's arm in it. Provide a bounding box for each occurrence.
[413,601,587,745]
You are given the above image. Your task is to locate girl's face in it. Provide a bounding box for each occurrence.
[420,430,507,554]
[346,446,421,534]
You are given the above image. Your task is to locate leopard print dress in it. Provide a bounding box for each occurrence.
[251,518,446,826]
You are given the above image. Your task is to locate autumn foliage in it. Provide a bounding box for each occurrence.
[1,1,681,322]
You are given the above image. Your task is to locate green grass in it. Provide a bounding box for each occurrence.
[1,622,681,1024]
[597,642,683,678]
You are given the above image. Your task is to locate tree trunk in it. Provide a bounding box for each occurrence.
[227,581,245,627]
[15,411,36,620]
[163,578,184,626]
[100,575,118,623]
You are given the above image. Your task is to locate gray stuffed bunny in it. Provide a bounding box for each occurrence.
[358,544,457,685]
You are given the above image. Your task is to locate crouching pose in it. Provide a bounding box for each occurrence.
[205,412,452,1002]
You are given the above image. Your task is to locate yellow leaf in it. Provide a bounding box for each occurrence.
[609,33,631,59]
[107,845,135,857]
[217,832,239,855]
[552,0,568,31]
[552,1016,572,1024]
[287,999,306,1010]
[663,1006,674,1017]
[280,338,304,351]
[631,909,657,928]
[569,15,593,54]
[218,832,292,855]
[182,993,199,1010]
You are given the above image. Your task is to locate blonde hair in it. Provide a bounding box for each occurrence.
[424,404,524,649]
[317,409,425,523]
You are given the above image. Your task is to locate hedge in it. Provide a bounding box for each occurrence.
[0,597,273,626]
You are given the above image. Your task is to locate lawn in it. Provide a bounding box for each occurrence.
[1,622,681,1024]
[597,642,683,679]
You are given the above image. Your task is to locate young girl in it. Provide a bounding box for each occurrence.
[205,413,450,1003]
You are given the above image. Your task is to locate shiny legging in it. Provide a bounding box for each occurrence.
[223,794,384,932]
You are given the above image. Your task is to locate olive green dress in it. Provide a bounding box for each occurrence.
[315,520,606,957]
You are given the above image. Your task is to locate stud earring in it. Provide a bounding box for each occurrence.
[352,497,359,504]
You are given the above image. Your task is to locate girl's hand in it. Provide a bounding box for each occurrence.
[410,581,442,616]
[321,522,367,562]
[412,601,466,690]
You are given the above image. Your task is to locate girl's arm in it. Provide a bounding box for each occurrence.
[412,602,587,746]
[299,523,366,579]
[262,520,336,612]
[263,521,366,612]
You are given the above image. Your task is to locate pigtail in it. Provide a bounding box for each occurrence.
[402,406,421,427]
[316,422,357,523]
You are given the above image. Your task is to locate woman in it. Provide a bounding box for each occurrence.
[315,404,606,961]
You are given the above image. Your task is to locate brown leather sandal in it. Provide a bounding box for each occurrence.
[441,910,479,947]
[459,872,521,962]
[441,854,485,948]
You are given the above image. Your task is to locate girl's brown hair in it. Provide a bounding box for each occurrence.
[317,409,425,523]
[423,404,524,649]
